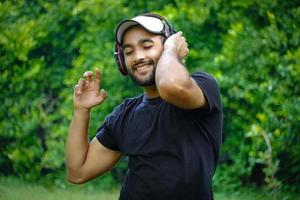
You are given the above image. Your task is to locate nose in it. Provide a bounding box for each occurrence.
[133,49,146,63]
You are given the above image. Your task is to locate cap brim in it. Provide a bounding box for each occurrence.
[116,16,164,45]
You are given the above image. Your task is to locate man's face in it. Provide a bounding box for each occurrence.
[122,26,164,86]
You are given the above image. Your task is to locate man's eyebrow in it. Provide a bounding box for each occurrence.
[122,44,132,49]
[122,38,154,49]
[139,39,154,44]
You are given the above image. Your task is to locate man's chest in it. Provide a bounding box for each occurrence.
[116,105,197,155]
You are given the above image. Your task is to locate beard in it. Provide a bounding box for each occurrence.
[127,62,156,87]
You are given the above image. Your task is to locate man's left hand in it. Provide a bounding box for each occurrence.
[164,31,189,60]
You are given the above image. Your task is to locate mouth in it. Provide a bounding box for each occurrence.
[133,61,153,73]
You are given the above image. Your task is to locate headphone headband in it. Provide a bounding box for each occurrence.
[141,13,176,37]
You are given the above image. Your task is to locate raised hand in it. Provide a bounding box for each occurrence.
[164,31,189,60]
[73,68,107,111]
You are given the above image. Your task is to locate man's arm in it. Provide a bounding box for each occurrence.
[66,69,122,184]
[155,32,207,109]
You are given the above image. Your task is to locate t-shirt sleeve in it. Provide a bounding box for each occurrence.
[96,106,121,151]
[191,72,221,112]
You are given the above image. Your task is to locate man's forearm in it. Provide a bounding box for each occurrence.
[155,47,192,95]
[66,109,91,171]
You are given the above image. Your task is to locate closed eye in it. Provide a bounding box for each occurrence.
[143,40,154,48]
[124,47,133,56]
[144,45,153,49]
[124,50,133,56]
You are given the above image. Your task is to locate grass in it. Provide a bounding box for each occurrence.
[0,176,299,200]
[215,188,300,200]
[0,176,119,200]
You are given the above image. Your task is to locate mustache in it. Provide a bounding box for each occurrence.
[133,60,153,69]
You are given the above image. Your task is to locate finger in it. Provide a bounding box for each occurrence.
[74,84,79,96]
[95,68,101,83]
[83,71,93,82]
[183,41,188,49]
[177,31,183,37]
[77,78,86,95]
[183,47,189,56]
[96,89,107,103]
[179,45,189,59]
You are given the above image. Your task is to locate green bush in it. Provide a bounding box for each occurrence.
[1,0,299,192]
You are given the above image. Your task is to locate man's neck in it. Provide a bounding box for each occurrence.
[144,85,160,99]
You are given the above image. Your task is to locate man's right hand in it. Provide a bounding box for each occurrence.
[73,68,107,111]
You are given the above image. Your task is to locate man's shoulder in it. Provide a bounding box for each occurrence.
[113,94,144,112]
[191,71,220,88]
[191,71,217,81]
[122,94,143,106]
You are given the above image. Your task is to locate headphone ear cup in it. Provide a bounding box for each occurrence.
[114,44,128,75]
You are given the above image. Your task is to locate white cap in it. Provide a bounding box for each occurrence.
[115,15,165,45]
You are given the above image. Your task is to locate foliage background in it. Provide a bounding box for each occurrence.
[1,0,299,194]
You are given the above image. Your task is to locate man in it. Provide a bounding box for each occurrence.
[66,13,222,200]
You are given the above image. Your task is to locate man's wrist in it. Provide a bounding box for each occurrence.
[163,45,180,60]
[74,106,91,114]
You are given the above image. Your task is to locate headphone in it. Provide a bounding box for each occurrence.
[114,13,177,75]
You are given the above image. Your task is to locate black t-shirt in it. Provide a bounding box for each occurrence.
[96,72,222,200]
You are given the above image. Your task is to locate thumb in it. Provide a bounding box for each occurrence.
[176,31,182,36]
[96,89,107,103]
